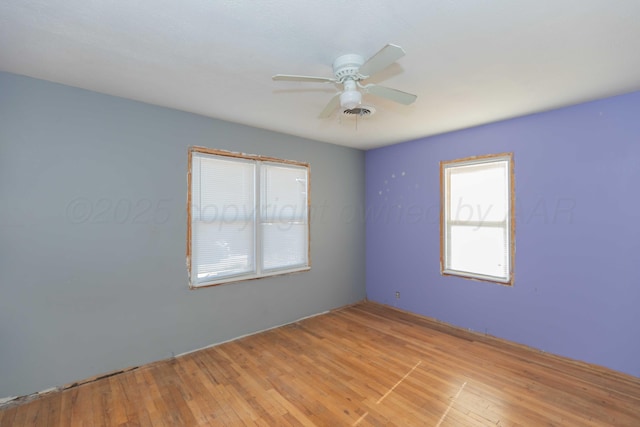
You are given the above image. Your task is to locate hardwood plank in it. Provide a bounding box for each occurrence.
[56,387,73,427]
[149,360,199,426]
[1,301,639,426]
[138,366,172,427]
[171,355,220,425]
[0,405,17,427]
[28,393,50,427]
[44,393,62,427]
[10,404,27,427]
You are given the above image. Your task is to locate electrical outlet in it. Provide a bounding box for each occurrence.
[395,291,400,299]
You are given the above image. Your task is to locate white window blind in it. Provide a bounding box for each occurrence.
[442,154,513,284]
[261,163,309,271]
[189,149,309,288]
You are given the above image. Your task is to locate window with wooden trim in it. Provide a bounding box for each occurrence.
[440,153,514,285]
[188,147,310,288]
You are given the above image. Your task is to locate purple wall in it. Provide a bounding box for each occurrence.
[366,91,640,377]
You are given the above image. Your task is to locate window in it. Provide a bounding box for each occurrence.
[440,153,514,285]
[188,147,310,288]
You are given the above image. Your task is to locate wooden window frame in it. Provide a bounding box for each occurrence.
[440,153,515,286]
[187,146,311,289]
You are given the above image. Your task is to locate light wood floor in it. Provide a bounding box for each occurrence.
[1,302,639,426]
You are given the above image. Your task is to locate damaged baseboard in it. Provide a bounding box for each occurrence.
[0,366,139,410]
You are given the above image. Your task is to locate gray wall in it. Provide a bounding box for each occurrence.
[0,72,366,398]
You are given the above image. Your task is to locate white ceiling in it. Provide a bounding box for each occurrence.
[1,1,640,150]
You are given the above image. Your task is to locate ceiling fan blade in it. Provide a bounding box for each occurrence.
[365,84,417,105]
[273,74,336,83]
[318,93,341,118]
[358,44,406,78]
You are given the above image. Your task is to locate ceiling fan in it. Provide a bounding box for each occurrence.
[273,44,417,118]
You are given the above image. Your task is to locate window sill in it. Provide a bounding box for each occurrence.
[190,265,311,289]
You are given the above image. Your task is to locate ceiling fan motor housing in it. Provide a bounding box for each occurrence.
[332,54,364,81]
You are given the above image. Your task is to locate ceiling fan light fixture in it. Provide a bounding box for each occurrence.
[340,89,361,109]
